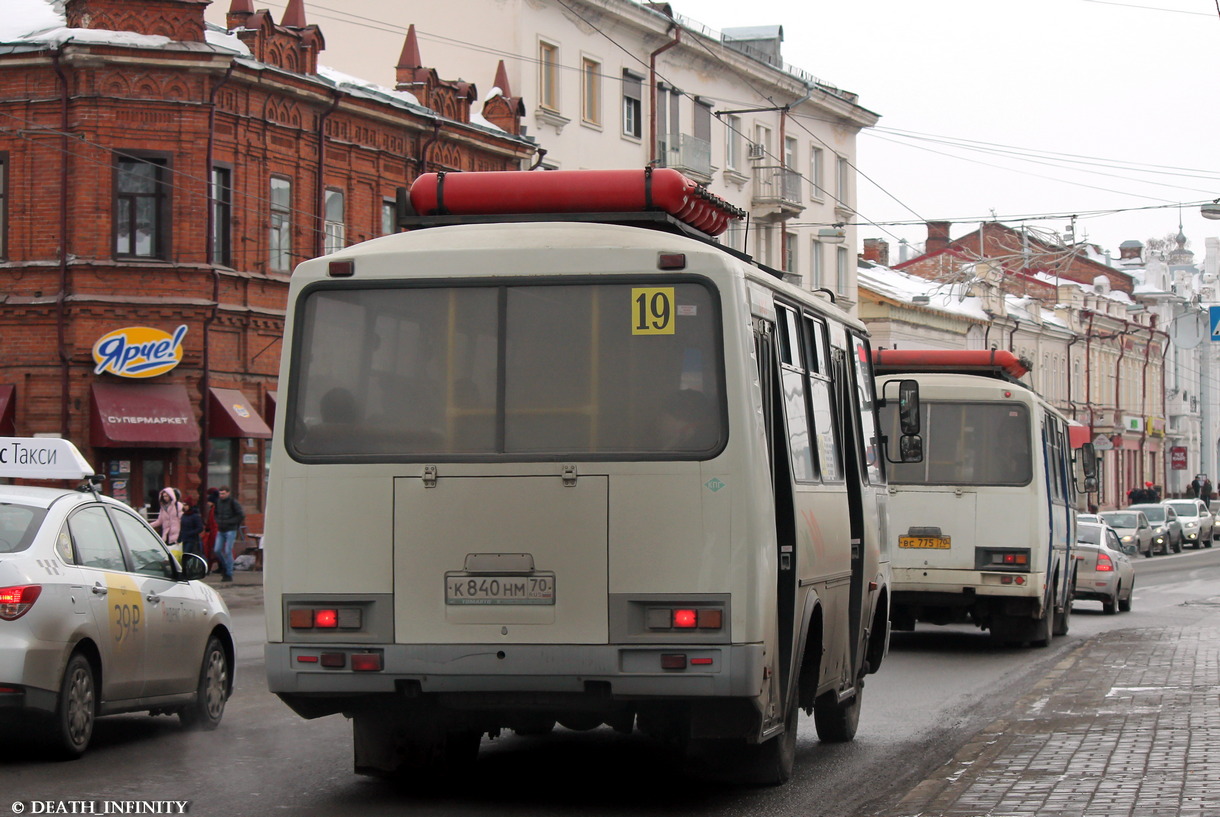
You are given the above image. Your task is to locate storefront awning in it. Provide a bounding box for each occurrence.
[209,387,272,439]
[0,384,14,437]
[90,382,200,447]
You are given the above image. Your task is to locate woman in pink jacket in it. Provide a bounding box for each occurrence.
[150,486,185,545]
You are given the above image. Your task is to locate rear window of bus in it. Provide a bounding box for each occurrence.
[287,281,725,460]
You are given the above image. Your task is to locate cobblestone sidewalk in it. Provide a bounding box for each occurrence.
[877,608,1220,817]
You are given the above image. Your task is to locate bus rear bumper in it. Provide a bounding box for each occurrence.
[266,642,766,701]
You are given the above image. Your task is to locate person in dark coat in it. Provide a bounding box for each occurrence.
[179,500,204,560]
[212,485,245,583]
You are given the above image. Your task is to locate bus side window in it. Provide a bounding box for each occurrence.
[804,314,840,482]
[776,305,815,482]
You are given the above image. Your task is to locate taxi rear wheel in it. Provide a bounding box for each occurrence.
[48,653,95,759]
[179,636,228,730]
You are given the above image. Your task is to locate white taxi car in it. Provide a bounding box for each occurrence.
[0,437,232,758]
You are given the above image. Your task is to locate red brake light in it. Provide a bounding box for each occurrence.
[1096,554,1114,572]
[673,609,698,628]
[0,585,42,621]
[314,609,338,628]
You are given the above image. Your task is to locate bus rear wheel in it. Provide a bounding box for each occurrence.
[727,701,798,786]
[814,682,862,743]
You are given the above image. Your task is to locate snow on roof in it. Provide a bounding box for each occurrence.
[3,0,249,54]
[2,0,520,134]
[858,262,990,322]
[317,65,421,110]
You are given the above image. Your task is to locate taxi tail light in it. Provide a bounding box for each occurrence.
[1096,553,1114,572]
[0,585,42,621]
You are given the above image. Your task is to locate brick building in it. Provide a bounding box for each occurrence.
[0,0,534,528]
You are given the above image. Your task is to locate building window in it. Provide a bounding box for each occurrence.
[755,224,773,267]
[836,247,849,296]
[539,41,559,111]
[114,154,169,258]
[323,188,345,255]
[810,238,822,288]
[581,57,601,126]
[754,124,772,162]
[269,176,292,272]
[622,70,642,139]
[810,146,824,200]
[836,154,850,206]
[381,199,396,236]
[725,114,741,171]
[207,438,234,498]
[784,137,798,172]
[784,232,798,274]
[211,166,232,267]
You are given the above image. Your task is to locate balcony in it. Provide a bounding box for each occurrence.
[751,165,804,220]
[660,134,713,183]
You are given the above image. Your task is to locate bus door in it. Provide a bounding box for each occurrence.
[831,341,868,679]
[754,317,798,708]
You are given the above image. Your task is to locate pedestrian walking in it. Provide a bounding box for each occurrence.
[149,487,185,546]
[179,500,204,560]
[212,485,245,583]
[1202,478,1213,504]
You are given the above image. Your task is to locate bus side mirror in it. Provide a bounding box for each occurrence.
[897,379,920,435]
[880,378,923,464]
[1078,442,1097,479]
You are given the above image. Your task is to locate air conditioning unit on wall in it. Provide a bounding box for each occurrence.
[747,143,765,159]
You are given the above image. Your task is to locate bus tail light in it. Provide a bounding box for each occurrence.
[351,653,383,672]
[976,549,1031,571]
[0,585,42,621]
[289,606,363,630]
[646,606,724,631]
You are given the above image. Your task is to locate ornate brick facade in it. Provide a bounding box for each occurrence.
[0,0,534,526]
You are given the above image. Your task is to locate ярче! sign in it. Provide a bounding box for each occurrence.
[92,325,187,378]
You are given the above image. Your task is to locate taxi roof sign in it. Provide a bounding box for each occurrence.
[0,437,95,480]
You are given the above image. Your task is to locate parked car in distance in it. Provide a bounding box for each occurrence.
[1098,510,1154,558]
[1074,521,1135,614]
[1128,503,1182,554]
[1162,499,1214,549]
[1077,513,1101,525]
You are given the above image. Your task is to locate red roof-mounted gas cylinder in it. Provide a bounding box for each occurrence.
[407,168,744,237]
[872,349,1031,379]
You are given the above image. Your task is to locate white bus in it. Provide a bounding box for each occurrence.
[875,349,1095,646]
[264,169,920,785]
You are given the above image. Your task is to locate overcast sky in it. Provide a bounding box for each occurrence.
[688,0,1220,261]
[194,0,1220,263]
